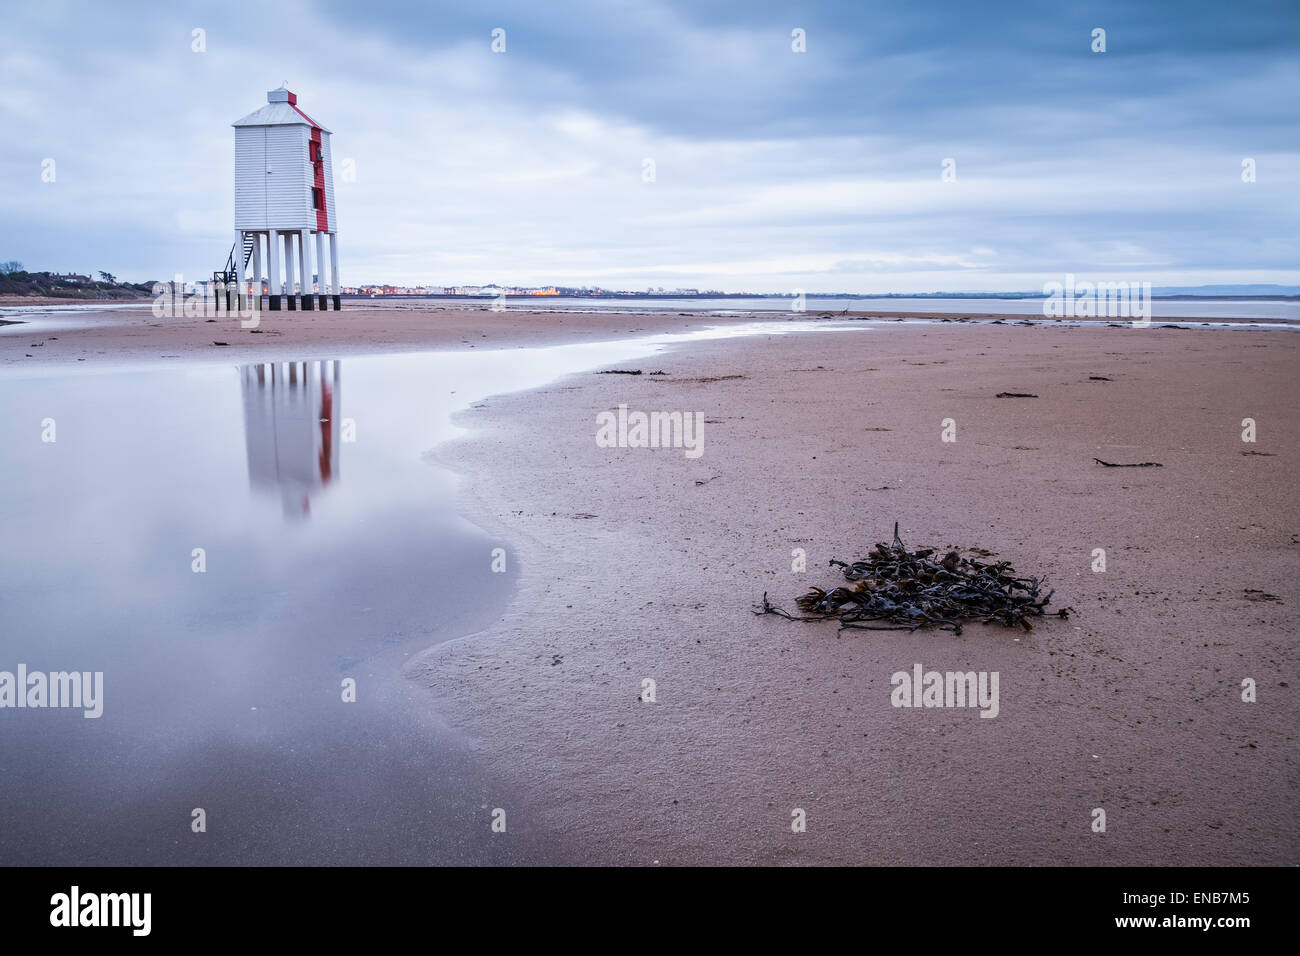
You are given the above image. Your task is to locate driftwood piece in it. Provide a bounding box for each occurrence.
[1093,458,1162,468]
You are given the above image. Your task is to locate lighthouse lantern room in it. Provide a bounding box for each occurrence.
[227,87,340,311]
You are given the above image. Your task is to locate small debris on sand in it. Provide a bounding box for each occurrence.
[1093,457,1162,468]
[653,374,745,384]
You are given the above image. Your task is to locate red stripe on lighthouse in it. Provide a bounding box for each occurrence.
[293,103,330,233]
[288,100,321,128]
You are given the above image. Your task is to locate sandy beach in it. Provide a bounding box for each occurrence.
[429,319,1297,865]
[0,302,737,370]
[3,304,1294,865]
[2,299,1290,370]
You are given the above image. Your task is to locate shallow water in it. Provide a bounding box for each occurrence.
[350,294,1300,321]
[0,322,842,864]
[3,297,1298,341]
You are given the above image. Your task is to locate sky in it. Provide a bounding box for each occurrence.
[0,0,1297,293]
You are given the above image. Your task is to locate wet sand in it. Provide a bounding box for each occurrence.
[1,300,1287,372]
[0,302,740,370]
[424,321,1298,865]
[3,306,1296,865]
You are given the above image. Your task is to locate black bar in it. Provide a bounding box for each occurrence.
[0,866,1285,943]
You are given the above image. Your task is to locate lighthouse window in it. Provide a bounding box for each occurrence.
[312,187,323,210]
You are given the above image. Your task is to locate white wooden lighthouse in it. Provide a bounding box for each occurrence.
[228,87,340,311]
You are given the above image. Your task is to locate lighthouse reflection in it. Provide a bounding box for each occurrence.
[241,360,341,518]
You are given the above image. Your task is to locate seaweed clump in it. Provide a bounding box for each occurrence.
[756,523,1068,635]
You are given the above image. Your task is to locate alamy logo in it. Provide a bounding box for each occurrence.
[890,663,999,718]
[0,665,103,718]
[595,404,704,458]
[50,886,150,936]
[1042,274,1151,326]
[152,278,257,320]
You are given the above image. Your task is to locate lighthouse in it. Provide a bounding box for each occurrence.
[227,88,340,311]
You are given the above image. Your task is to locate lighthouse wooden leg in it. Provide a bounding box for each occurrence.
[283,232,297,310]
[232,229,244,312]
[299,230,313,310]
[252,235,265,314]
[329,233,341,311]
[315,231,327,310]
[268,228,281,310]
[251,233,262,312]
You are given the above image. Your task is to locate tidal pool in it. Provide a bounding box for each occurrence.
[0,323,854,864]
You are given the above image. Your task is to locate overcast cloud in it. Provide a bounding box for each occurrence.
[1,0,1297,291]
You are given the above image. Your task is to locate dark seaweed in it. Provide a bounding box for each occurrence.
[755,523,1068,635]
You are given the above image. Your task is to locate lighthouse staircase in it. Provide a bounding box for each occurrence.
[213,235,255,310]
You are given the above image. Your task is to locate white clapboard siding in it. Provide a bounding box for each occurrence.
[265,124,312,230]
[234,127,267,230]
[235,124,314,230]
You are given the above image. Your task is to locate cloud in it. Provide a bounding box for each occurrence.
[0,0,1296,292]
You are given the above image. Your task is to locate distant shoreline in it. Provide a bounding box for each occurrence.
[344,292,1300,302]
[0,294,151,308]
